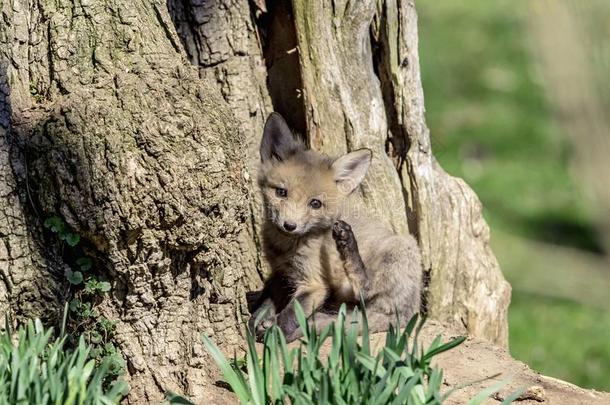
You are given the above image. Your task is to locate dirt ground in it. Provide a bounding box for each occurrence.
[411,321,610,405]
[200,320,610,404]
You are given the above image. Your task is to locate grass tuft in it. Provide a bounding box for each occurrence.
[0,316,128,404]
[197,304,466,405]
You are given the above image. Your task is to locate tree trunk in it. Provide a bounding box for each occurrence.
[1,0,258,402]
[0,0,510,402]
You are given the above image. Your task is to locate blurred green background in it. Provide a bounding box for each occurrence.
[417,0,610,391]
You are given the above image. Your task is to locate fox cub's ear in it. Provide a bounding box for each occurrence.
[260,113,304,162]
[332,148,372,194]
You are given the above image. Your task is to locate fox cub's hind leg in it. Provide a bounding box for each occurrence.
[332,220,370,297]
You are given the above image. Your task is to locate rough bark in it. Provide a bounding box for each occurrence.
[168,0,308,280]
[167,0,274,285]
[1,0,257,402]
[0,0,511,402]
[0,63,60,324]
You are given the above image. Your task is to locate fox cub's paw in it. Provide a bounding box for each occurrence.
[332,220,355,251]
[256,318,274,342]
[248,310,275,342]
[248,316,274,342]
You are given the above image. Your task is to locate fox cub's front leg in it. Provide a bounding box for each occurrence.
[276,287,329,342]
[248,272,290,341]
[332,220,370,297]
[248,299,276,341]
[277,221,370,342]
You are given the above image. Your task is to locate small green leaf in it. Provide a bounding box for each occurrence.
[85,280,97,294]
[90,346,103,359]
[90,331,102,344]
[98,282,111,292]
[65,233,80,247]
[44,216,64,233]
[69,299,80,312]
[76,257,93,271]
[66,270,83,285]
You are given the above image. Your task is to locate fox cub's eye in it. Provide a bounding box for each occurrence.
[275,188,288,198]
[309,199,322,209]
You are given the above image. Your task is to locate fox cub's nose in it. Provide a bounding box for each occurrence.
[283,221,297,232]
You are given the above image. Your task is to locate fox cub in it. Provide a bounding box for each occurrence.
[249,113,422,342]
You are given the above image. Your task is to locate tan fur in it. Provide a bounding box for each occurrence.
[249,113,423,341]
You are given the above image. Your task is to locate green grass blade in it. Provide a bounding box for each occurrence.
[293,301,309,342]
[391,369,423,405]
[265,328,283,402]
[426,367,443,401]
[423,336,467,361]
[405,313,419,336]
[465,379,511,405]
[246,332,266,405]
[202,335,251,402]
[359,297,371,356]
[164,391,195,404]
[252,306,271,331]
[500,387,526,404]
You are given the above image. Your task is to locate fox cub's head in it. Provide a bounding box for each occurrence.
[259,113,372,236]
